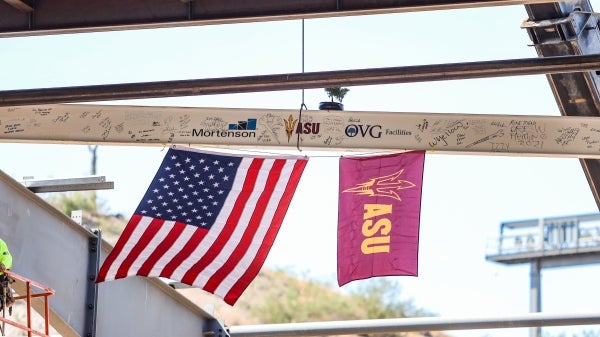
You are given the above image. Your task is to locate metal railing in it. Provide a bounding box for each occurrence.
[0,271,55,337]
[486,226,600,257]
[229,312,600,337]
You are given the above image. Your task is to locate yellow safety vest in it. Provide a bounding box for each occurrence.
[0,239,13,270]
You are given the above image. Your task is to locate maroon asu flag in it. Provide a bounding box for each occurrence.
[337,151,425,286]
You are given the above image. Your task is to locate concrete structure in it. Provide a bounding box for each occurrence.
[0,169,223,337]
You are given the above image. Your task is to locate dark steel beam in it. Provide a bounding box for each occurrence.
[2,54,600,106]
[524,0,600,210]
[0,0,557,36]
[3,0,33,12]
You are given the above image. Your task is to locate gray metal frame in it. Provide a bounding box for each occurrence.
[0,0,556,37]
[524,0,600,210]
[228,312,600,337]
[84,231,100,337]
[2,54,600,107]
[3,0,600,335]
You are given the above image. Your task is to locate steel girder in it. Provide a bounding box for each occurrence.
[0,0,560,37]
[523,0,600,209]
[2,54,600,106]
[3,0,600,209]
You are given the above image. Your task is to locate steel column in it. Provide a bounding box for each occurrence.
[84,230,101,337]
[529,259,542,337]
[523,0,600,209]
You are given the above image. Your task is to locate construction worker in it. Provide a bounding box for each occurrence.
[0,238,14,310]
[0,238,12,273]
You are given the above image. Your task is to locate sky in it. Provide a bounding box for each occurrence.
[2,3,600,337]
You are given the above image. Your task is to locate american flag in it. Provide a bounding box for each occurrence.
[96,146,308,305]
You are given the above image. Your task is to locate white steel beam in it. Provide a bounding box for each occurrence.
[229,312,600,337]
[1,104,599,158]
[20,176,114,193]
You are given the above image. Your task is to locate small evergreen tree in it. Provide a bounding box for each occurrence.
[324,87,350,103]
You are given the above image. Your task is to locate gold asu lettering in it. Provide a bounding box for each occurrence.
[361,204,392,254]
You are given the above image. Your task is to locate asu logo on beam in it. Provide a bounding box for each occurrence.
[283,114,321,142]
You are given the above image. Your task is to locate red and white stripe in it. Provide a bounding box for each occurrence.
[97,156,307,305]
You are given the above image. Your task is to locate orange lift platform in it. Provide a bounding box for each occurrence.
[0,270,54,337]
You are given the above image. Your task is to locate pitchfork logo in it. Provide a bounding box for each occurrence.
[342,169,415,201]
[284,115,298,142]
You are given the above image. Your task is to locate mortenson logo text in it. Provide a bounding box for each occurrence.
[192,118,257,138]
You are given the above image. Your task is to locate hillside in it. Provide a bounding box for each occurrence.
[178,269,450,337]
[84,212,450,337]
